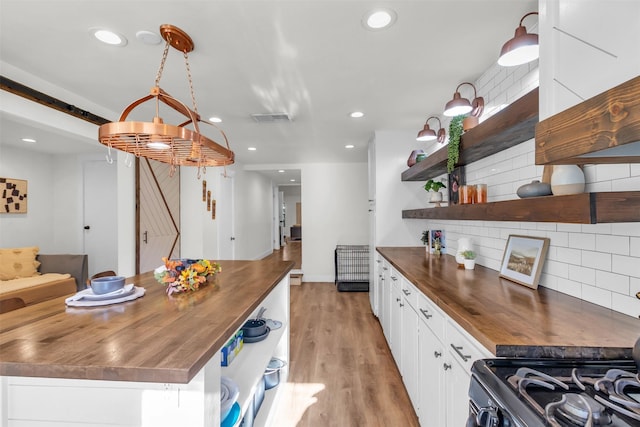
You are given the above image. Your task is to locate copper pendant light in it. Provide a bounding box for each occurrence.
[498,12,539,67]
[416,116,446,143]
[98,25,234,173]
[443,82,484,118]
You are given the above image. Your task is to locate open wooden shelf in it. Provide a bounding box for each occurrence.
[402,87,539,181]
[536,75,640,165]
[402,191,640,224]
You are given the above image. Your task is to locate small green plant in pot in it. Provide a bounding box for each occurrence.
[420,230,430,246]
[462,250,476,270]
[424,179,446,206]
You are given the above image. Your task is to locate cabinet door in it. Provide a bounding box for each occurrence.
[390,280,403,367]
[401,298,419,411]
[381,262,391,341]
[371,256,383,316]
[445,355,472,427]
[418,320,445,427]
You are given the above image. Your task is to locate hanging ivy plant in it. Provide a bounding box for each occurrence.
[447,115,465,173]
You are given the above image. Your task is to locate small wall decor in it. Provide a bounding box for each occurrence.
[1,177,28,213]
[448,166,465,205]
[499,235,550,289]
[211,200,216,220]
[202,180,207,202]
[428,229,446,255]
[207,190,211,211]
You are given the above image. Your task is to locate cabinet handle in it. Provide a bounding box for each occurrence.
[400,303,404,307]
[391,276,397,281]
[443,363,452,371]
[434,351,442,358]
[451,344,471,362]
[396,298,401,302]
[383,267,388,271]
[402,289,411,296]
[376,260,381,263]
[419,308,432,319]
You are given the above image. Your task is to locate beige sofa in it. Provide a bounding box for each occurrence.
[0,248,87,313]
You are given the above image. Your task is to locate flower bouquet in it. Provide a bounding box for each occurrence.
[154,257,222,295]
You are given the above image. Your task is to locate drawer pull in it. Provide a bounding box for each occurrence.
[443,363,452,371]
[376,260,381,263]
[451,344,471,362]
[402,289,411,296]
[383,267,388,271]
[400,303,404,307]
[419,308,432,319]
[434,351,442,358]
[396,298,401,302]
[391,276,397,281]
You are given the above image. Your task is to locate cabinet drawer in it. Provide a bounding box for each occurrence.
[446,320,492,371]
[417,293,445,342]
[400,278,419,310]
[389,267,401,289]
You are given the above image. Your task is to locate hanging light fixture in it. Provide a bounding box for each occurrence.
[98,24,234,175]
[497,12,539,67]
[443,82,484,118]
[416,116,446,143]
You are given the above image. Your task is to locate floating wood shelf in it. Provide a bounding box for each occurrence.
[536,75,640,165]
[401,87,539,181]
[402,191,640,224]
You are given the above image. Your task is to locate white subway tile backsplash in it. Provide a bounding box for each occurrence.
[631,164,640,176]
[612,175,640,191]
[595,164,630,181]
[582,250,612,272]
[631,277,640,297]
[612,254,640,278]
[582,223,612,235]
[582,285,612,309]
[570,265,596,286]
[540,273,559,291]
[596,234,630,256]
[631,237,640,257]
[595,270,630,295]
[556,247,582,265]
[612,223,640,237]
[557,278,582,298]
[545,260,569,278]
[546,231,569,247]
[610,293,640,318]
[569,232,596,250]
[558,223,583,233]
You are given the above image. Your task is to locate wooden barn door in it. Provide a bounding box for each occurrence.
[137,158,180,274]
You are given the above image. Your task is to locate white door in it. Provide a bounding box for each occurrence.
[218,172,235,260]
[83,160,118,276]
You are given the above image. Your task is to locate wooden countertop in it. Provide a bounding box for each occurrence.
[377,247,640,355]
[0,259,294,384]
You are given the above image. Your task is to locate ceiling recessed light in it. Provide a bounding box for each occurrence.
[135,30,162,45]
[363,9,397,30]
[345,144,355,149]
[21,138,36,143]
[248,147,257,151]
[350,111,364,118]
[278,170,285,173]
[209,116,222,123]
[90,28,127,46]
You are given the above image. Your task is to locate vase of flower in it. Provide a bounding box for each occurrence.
[154,258,222,295]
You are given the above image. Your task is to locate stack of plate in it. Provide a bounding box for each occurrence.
[220,376,240,426]
[65,284,144,307]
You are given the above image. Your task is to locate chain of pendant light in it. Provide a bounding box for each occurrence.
[153,33,208,178]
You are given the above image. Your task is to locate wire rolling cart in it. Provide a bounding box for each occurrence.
[334,245,369,292]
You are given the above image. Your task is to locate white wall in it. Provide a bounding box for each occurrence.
[301,162,369,282]
[233,168,274,260]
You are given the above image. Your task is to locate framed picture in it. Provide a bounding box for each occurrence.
[428,229,446,254]
[1,177,28,214]
[448,166,465,205]
[499,235,550,289]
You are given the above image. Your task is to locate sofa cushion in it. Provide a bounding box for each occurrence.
[0,246,40,280]
[0,273,71,295]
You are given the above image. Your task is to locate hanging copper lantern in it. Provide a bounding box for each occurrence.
[98,25,234,173]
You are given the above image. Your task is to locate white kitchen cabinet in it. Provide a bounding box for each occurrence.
[381,260,391,341]
[378,255,493,427]
[400,278,419,410]
[417,296,445,427]
[390,271,403,366]
[371,255,383,316]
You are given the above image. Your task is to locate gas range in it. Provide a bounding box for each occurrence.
[469,358,640,427]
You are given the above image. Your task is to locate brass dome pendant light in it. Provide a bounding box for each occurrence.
[98,25,234,176]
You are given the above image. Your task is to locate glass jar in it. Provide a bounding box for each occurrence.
[476,184,487,203]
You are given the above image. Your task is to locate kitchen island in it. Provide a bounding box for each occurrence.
[0,258,294,427]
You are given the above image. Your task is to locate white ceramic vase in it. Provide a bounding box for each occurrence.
[551,165,585,195]
[464,259,475,270]
[456,238,472,265]
[430,191,443,202]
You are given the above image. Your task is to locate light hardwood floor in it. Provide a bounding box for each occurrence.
[265,243,419,426]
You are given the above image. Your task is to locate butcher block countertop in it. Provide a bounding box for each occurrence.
[377,247,639,355]
[0,259,294,384]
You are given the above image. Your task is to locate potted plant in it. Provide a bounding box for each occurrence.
[420,230,429,252]
[424,179,446,207]
[447,115,465,173]
[462,250,476,270]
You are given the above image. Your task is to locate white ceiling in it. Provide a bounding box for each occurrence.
[0,0,537,185]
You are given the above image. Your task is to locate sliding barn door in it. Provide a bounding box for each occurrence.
[137,158,180,274]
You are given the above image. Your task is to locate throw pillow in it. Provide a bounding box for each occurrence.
[0,246,40,280]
